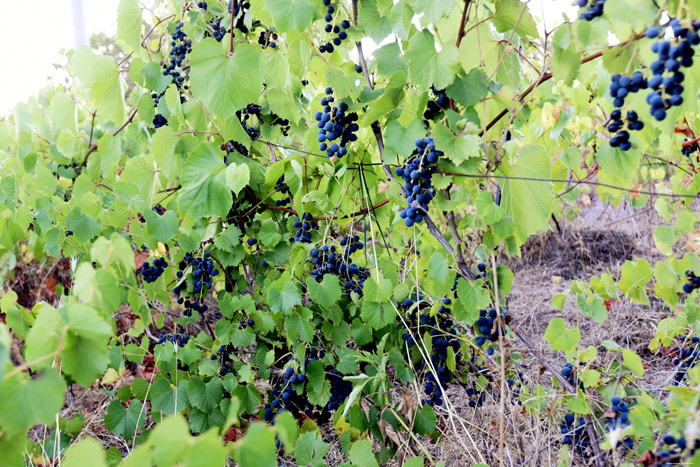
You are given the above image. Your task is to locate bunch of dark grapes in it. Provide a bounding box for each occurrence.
[315,87,359,159]
[326,368,352,411]
[395,137,441,226]
[560,413,591,453]
[577,0,605,21]
[293,213,317,243]
[475,262,488,279]
[211,344,237,376]
[605,395,633,448]
[139,256,168,284]
[263,367,309,422]
[258,30,278,48]
[174,252,218,311]
[221,139,248,161]
[197,1,207,10]
[153,21,192,127]
[644,21,700,122]
[207,17,228,42]
[320,0,351,54]
[608,109,644,151]
[227,0,252,33]
[682,269,700,293]
[274,176,291,207]
[560,362,584,389]
[681,139,699,159]
[310,236,369,296]
[648,434,700,466]
[423,87,448,120]
[474,308,510,349]
[226,193,263,236]
[153,204,165,215]
[669,335,700,383]
[398,296,462,407]
[158,327,190,347]
[466,386,486,408]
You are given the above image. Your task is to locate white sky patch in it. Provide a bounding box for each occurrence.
[0,0,572,116]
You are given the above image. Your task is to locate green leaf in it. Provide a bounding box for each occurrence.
[413,404,436,435]
[493,0,539,38]
[258,223,282,247]
[189,39,264,120]
[295,431,330,467]
[433,123,480,165]
[232,423,277,467]
[429,252,449,283]
[151,379,189,416]
[0,370,65,433]
[544,318,581,351]
[362,276,394,303]
[268,277,302,314]
[622,349,645,377]
[407,0,453,26]
[117,0,142,53]
[187,377,223,413]
[225,163,251,196]
[179,143,232,218]
[264,0,316,32]
[349,439,379,467]
[446,68,490,108]
[576,294,608,323]
[104,400,145,440]
[374,42,407,76]
[66,207,101,242]
[306,275,342,308]
[63,438,107,467]
[69,47,125,123]
[152,126,180,179]
[405,30,459,90]
[498,145,554,244]
[143,209,179,243]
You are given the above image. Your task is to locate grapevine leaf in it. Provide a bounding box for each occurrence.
[544,318,581,351]
[264,0,316,32]
[143,209,179,243]
[306,275,342,308]
[405,30,459,90]
[117,0,142,52]
[189,39,264,121]
[179,143,232,218]
[104,400,145,440]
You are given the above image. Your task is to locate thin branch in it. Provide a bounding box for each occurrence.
[230,0,237,54]
[439,170,698,199]
[76,109,138,171]
[455,0,472,47]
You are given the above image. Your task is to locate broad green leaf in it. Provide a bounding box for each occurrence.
[190,39,263,120]
[268,277,302,314]
[179,143,232,218]
[0,370,65,433]
[187,377,223,413]
[63,438,108,467]
[152,126,180,179]
[104,400,145,440]
[446,68,490,108]
[499,145,554,244]
[226,163,250,196]
[306,275,342,308]
[405,30,459,90]
[622,349,645,377]
[264,0,316,32]
[362,276,394,303]
[232,422,277,467]
[117,0,142,52]
[493,0,539,38]
[143,209,179,243]
[69,47,125,123]
[349,439,379,467]
[295,431,330,467]
[544,318,581,351]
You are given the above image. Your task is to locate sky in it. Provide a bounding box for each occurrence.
[0,0,574,116]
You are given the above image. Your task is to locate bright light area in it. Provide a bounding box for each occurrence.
[0,0,119,116]
[0,0,572,117]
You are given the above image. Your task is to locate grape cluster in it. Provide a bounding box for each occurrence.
[395,137,441,226]
[669,335,699,383]
[608,109,644,151]
[561,413,591,452]
[158,328,190,347]
[320,0,351,54]
[644,21,700,121]
[274,176,291,207]
[315,87,359,159]
[230,0,251,17]
[207,17,228,42]
[258,31,278,48]
[263,367,310,423]
[653,434,699,466]
[399,296,462,407]
[153,21,192,127]
[174,251,219,300]
[682,269,700,293]
[211,345,236,376]
[153,113,168,129]
[310,236,369,296]
[293,213,317,243]
[560,362,584,389]
[681,139,699,158]
[139,257,168,284]
[605,395,633,448]
[221,139,248,161]
[153,204,165,215]
[182,297,208,317]
[466,386,486,408]
[423,87,448,120]
[577,0,606,21]
[474,308,510,347]
[196,1,207,10]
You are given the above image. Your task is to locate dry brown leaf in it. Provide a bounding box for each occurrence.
[377,181,391,194]
[687,231,700,252]
[579,193,591,207]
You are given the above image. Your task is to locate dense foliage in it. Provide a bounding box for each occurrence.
[1,0,700,466]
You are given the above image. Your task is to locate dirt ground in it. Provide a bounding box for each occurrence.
[24,195,691,466]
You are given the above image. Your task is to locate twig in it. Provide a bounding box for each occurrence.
[455,0,472,47]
